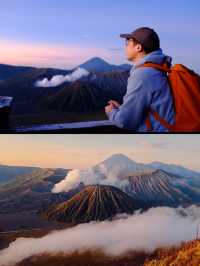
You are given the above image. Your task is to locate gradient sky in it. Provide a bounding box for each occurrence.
[0,0,199,71]
[0,135,199,171]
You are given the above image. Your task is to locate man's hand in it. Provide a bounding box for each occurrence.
[105,104,114,113]
[108,100,121,108]
[105,100,121,113]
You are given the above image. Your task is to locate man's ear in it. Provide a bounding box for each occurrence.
[136,43,143,52]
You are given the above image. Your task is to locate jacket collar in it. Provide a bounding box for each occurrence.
[130,49,172,74]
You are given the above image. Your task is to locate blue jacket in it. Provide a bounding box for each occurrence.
[106,49,175,132]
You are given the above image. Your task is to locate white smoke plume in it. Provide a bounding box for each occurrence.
[35,67,89,87]
[52,168,129,193]
[0,206,200,266]
[52,155,150,193]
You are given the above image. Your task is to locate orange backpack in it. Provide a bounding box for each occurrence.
[141,63,200,132]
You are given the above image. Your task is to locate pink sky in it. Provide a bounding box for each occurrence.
[0,135,199,171]
[0,39,123,69]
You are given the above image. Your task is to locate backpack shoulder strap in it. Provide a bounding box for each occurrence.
[139,62,172,73]
[145,109,174,132]
[139,62,174,131]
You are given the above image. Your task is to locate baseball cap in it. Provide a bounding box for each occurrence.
[120,27,160,51]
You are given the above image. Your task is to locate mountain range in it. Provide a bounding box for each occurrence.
[0,58,131,82]
[0,58,130,127]
[0,64,70,82]
[51,154,200,211]
[0,164,38,184]
[0,154,200,224]
[0,64,35,81]
[42,152,200,223]
[0,168,75,213]
[69,153,199,188]
[0,154,199,265]
[79,57,131,73]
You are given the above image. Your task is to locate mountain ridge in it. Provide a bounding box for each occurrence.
[0,168,75,213]
[0,58,131,82]
[52,154,200,208]
[0,165,39,184]
[79,57,131,73]
[148,161,200,178]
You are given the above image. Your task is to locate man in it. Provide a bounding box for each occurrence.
[105,27,175,132]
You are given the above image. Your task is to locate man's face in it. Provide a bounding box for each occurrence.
[125,39,142,62]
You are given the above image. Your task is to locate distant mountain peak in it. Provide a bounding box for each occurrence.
[93,153,154,180]
[105,153,133,162]
[79,57,113,72]
[86,57,109,63]
[79,57,131,73]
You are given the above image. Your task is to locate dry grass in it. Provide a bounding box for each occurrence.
[14,250,148,266]
[144,239,200,266]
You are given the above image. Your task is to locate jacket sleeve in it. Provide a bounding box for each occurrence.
[106,70,153,131]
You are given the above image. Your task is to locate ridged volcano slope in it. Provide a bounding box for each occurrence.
[44,185,140,223]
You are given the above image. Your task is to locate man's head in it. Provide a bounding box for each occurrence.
[120,27,160,62]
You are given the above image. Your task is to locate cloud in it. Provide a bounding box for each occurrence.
[52,168,124,193]
[51,157,139,193]
[35,67,89,87]
[0,206,199,266]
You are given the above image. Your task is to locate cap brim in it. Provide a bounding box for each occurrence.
[120,34,132,39]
